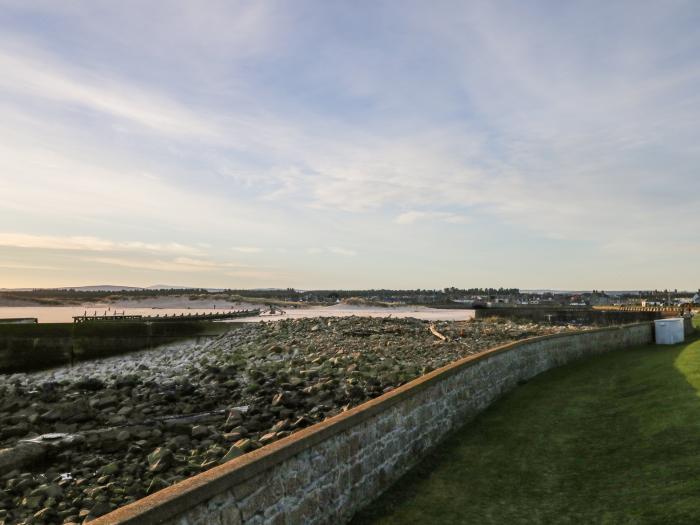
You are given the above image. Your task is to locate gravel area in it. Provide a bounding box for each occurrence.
[0,317,584,524]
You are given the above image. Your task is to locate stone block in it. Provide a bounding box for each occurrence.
[232,473,266,500]
[219,505,242,525]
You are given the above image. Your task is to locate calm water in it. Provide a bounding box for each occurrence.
[228,305,476,323]
[0,305,475,324]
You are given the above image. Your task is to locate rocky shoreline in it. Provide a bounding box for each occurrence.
[0,317,584,524]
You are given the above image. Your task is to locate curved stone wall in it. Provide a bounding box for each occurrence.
[94,323,653,525]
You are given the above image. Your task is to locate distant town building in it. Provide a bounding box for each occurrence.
[641,300,664,307]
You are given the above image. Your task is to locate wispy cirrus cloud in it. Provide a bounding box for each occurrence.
[232,246,263,254]
[85,257,193,272]
[1,1,699,289]
[328,247,357,257]
[0,45,216,140]
[395,211,471,225]
[84,255,284,282]
[306,247,357,257]
[225,269,284,280]
[0,233,202,255]
[0,261,59,271]
[85,256,251,273]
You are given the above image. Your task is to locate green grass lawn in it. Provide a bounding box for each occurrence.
[353,328,700,525]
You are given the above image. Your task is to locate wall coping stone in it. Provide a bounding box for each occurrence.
[93,322,652,525]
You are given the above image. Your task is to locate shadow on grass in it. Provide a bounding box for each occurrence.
[353,333,700,525]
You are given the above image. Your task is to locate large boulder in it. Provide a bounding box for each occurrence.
[147,447,174,472]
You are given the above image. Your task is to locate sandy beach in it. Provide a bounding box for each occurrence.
[227,304,475,323]
[0,302,474,324]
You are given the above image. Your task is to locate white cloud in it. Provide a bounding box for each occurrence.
[86,257,187,272]
[395,211,471,225]
[1,2,699,288]
[328,247,357,257]
[394,212,427,225]
[306,247,357,257]
[0,233,202,255]
[0,262,59,271]
[0,46,218,140]
[225,269,284,280]
[86,256,252,273]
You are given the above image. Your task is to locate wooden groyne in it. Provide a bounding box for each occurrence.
[72,309,260,324]
[592,305,687,316]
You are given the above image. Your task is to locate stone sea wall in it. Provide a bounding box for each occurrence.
[95,323,653,525]
[0,322,228,373]
[474,306,663,325]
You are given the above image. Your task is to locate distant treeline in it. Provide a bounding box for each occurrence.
[224,287,522,304]
[1,287,520,305]
[2,288,207,299]
[304,288,520,301]
[0,288,210,304]
[3,287,695,306]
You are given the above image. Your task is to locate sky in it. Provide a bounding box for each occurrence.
[0,1,699,291]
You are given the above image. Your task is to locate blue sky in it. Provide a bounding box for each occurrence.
[0,1,698,290]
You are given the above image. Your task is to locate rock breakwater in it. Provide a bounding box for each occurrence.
[0,317,582,524]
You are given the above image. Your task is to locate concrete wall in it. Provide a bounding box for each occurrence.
[684,316,695,336]
[474,306,662,325]
[0,322,229,373]
[95,323,654,525]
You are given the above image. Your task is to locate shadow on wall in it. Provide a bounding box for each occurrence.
[352,333,700,524]
[474,307,664,325]
[0,321,230,373]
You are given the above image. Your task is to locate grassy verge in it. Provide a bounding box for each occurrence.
[354,330,700,524]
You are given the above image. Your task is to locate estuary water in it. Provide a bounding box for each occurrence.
[225,304,476,323]
[0,305,475,323]
[0,306,241,323]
